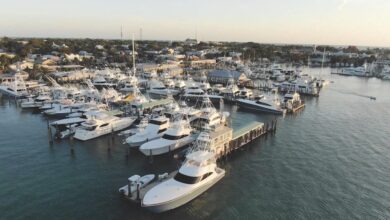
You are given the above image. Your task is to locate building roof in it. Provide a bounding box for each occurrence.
[208,69,242,79]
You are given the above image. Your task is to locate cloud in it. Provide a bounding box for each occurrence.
[338,0,349,10]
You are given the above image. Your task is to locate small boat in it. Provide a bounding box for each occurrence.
[119,174,155,196]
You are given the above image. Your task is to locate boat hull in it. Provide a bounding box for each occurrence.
[237,100,285,115]
[139,136,195,156]
[142,169,225,213]
[74,118,135,141]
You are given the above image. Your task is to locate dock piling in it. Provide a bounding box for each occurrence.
[149,149,153,164]
[47,119,53,146]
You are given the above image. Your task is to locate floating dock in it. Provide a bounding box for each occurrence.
[123,171,177,204]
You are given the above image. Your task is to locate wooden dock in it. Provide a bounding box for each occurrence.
[123,171,177,204]
[287,102,305,113]
[221,120,277,158]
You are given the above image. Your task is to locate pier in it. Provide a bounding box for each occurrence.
[287,102,305,113]
[224,120,276,158]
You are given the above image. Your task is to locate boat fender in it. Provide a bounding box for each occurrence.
[158,173,168,181]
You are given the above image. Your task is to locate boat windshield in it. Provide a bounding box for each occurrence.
[174,172,201,184]
[150,119,167,125]
[81,125,97,131]
[255,101,271,106]
[162,134,188,140]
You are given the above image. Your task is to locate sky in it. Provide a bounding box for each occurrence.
[1,0,390,47]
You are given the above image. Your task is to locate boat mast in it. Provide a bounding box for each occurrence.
[321,48,326,78]
[132,34,136,76]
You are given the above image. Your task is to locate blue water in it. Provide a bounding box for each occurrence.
[0,70,389,219]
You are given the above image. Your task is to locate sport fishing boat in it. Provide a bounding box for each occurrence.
[0,73,29,98]
[73,111,136,141]
[148,80,180,98]
[192,97,228,130]
[125,116,170,148]
[141,138,225,213]
[20,92,52,108]
[182,84,222,102]
[139,118,194,156]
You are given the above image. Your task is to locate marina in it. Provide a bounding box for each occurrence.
[1,25,390,218]
[1,65,390,219]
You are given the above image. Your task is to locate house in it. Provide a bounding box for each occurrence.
[95,45,104,50]
[207,69,248,84]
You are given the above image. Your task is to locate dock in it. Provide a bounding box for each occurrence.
[220,120,277,159]
[123,171,177,204]
[287,102,305,113]
[184,119,276,160]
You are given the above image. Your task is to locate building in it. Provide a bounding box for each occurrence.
[184,59,216,68]
[207,69,248,84]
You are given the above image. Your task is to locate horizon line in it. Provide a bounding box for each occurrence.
[1,35,389,50]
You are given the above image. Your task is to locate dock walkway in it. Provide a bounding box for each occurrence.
[221,120,277,158]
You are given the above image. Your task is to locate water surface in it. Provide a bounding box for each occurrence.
[0,69,389,219]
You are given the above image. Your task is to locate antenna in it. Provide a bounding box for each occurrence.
[139,28,143,41]
[132,34,136,75]
[120,25,123,41]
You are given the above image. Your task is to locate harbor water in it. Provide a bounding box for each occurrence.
[0,69,389,219]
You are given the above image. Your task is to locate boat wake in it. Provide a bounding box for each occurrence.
[329,88,376,100]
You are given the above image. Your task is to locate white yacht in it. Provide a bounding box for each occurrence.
[279,76,319,96]
[125,116,170,148]
[220,78,240,100]
[119,76,138,93]
[238,87,253,99]
[20,92,52,108]
[142,142,225,213]
[237,95,285,115]
[340,66,367,76]
[43,102,89,117]
[282,92,303,111]
[174,80,187,91]
[193,97,227,130]
[0,73,29,98]
[74,111,136,141]
[139,118,194,156]
[182,85,222,101]
[92,76,116,89]
[148,81,180,98]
